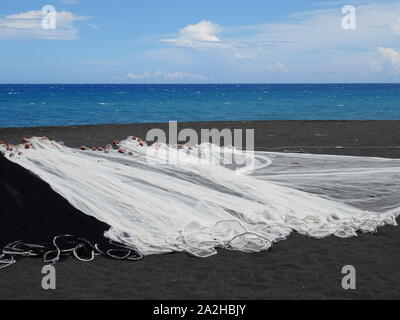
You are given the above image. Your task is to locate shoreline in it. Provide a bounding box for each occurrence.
[0,120,399,300]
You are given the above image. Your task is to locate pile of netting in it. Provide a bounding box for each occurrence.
[1,136,399,261]
[0,150,141,269]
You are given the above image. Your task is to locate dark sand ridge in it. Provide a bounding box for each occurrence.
[2,120,400,158]
[0,153,111,252]
[0,121,399,300]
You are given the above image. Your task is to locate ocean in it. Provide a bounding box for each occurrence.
[0,84,399,128]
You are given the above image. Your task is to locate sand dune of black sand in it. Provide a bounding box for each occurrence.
[0,153,110,254]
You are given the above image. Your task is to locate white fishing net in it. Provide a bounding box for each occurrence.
[1,137,399,257]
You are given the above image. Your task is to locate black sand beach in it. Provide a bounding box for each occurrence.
[1,120,399,300]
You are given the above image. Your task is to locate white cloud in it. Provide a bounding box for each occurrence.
[266,62,288,73]
[0,9,88,40]
[165,71,206,80]
[155,2,400,82]
[161,20,226,48]
[233,52,259,59]
[85,61,121,66]
[370,61,382,72]
[117,71,207,81]
[59,0,80,5]
[124,73,145,80]
[378,47,400,72]
[232,3,400,53]
[392,19,400,34]
[159,4,400,61]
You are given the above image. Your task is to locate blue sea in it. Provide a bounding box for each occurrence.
[0,84,399,128]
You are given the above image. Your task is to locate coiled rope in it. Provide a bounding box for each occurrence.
[0,234,142,269]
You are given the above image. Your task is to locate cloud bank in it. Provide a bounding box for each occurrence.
[117,71,207,82]
[378,47,400,72]
[0,9,88,40]
[155,1,400,82]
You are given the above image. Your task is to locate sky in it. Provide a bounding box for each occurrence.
[0,0,400,83]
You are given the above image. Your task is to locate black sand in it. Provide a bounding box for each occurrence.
[0,154,110,249]
[2,120,400,158]
[0,121,399,300]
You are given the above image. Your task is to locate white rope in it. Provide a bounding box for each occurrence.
[1,235,143,267]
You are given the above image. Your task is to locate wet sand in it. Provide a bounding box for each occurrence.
[0,121,399,300]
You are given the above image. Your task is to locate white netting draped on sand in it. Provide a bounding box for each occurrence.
[1,137,399,257]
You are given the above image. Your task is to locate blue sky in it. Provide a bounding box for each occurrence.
[1,0,400,83]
